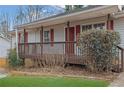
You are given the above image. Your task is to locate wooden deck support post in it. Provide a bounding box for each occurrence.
[40,26,43,55]
[107,13,114,31]
[65,21,70,54]
[67,21,70,42]
[107,14,110,30]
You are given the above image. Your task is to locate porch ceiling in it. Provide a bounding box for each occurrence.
[17,5,119,30]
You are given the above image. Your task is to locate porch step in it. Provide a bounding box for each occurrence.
[65,55,86,65]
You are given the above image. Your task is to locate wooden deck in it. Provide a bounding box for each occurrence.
[18,42,124,72]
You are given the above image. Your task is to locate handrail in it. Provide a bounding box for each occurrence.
[18,41,77,45]
[117,44,124,50]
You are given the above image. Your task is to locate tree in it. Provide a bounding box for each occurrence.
[25,5,34,22]
[65,5,73,12]
[25,5,43,22]
[15,6,25,25]
[73,5,84,10]
[0,12,10,33]
[34,5,43,20]
[65,5,84,12]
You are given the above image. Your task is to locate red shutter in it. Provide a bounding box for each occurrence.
[50,29,54,47]
[107,20,109,30]
[18,33,21,43]
[110,20,114,30]
[25,32,28,43]
[65,28,68,41]
[25,32,28,47]
[107,20,114,30]
[76,25,80,42]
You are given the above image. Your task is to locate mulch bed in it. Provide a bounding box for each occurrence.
[10,65,119,82]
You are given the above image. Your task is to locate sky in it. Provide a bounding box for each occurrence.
[0,5,19,17]
[0,5,19,30]
[0,5,64,17]
[0,5,64,30]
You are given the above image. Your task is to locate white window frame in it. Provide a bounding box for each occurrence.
[44,31,50,42]
[81,21,106,32]
[93,23,105,30]
[21,33,24,43]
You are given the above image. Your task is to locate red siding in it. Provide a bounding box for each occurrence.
[65,28,68,41]
[50,29,54,46]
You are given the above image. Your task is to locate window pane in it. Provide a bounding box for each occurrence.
[93,23,105,30]
[44,31,49,42]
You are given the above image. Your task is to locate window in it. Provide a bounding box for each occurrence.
[21,33,24,43]
[81,23,105,32]
[44,31,50,42]
[82,24,92,31]
[93,23,105,30]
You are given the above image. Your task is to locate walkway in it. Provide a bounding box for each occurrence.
[109,72,124,87]
[0,68,7,79]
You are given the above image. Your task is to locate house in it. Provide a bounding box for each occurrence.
[0,32,11,67]
[12,5,124,66]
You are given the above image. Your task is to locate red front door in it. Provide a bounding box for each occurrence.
[65,27,75,55]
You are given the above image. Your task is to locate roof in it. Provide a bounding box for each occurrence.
[15,6,102,28]
[16,5,119,29]
[0,32,11,41]
[19,5,102,26]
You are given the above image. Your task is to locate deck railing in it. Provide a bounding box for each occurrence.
[18,42,124,72]
[18,41,81,57]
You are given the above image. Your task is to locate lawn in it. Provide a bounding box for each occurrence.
[0,76,109,87]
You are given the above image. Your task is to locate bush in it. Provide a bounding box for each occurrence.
[78,30,120,72]
[8,49,22,68]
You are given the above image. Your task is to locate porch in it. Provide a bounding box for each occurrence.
[18,41,124,73]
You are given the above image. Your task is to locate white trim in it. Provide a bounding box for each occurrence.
[43,30,50,42]
[15,29,19,59]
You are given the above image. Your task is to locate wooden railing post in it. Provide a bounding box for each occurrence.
[40,26,43,55]
[117,45,124,72]
[66,21,70,55]
[121,49,124,72]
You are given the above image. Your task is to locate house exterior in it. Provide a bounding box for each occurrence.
[10,5,124,67]
[114,12,124,44]
[0,32,11,67]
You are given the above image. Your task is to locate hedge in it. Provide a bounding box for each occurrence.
[77,30,120,72]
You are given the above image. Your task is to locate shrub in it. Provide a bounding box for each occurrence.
[8,49,22,68]
[78,30,120,72]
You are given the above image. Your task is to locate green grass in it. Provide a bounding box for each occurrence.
[0,76,109,87]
